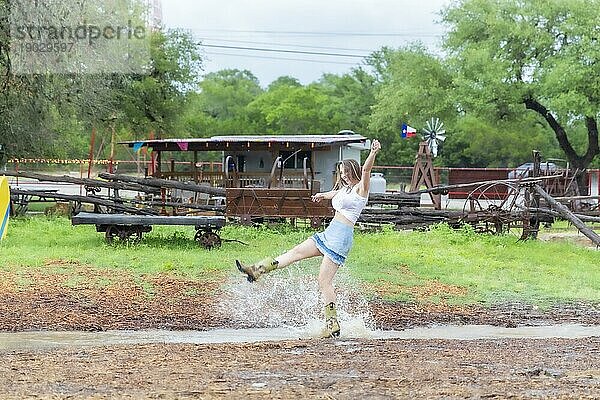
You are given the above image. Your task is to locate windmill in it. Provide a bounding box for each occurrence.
[422,118,446,157]
[410,117,447,210]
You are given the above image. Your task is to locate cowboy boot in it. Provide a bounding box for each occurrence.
[236,257,279,282]
[324,302,341,338]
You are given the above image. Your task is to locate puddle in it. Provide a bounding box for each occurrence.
[375,323,600,340]
[0,324,598,351]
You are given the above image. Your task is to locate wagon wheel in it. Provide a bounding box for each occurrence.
[461,181,530,237]
[12,194,29,216]
[310,217,323,229]
[128,226,144,243]
[71,201,83,216]
[240,214,253,226]
[105,225,143,244]
[195,230,222,249]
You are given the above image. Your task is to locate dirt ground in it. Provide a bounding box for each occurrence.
[1,265,599,399]
[1,338,599,399]
[1,262,599,332]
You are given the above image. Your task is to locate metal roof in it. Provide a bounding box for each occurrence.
[119,134,368,151]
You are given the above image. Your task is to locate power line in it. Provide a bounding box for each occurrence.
[191,29,445,37]
[197,37,376,53]
[200,44,369,58]
[204,51,361,65]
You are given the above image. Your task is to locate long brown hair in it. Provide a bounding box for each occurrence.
[332,159,362,190]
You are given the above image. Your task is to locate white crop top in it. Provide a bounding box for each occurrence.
[331,185,369,224]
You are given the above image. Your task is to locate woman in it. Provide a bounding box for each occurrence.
[236,139,381,337]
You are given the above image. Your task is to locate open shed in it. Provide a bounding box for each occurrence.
[120,134,370,192]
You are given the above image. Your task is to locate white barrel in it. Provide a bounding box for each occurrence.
[370,172,386,193]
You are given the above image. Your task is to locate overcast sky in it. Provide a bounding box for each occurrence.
[162,0,450,87]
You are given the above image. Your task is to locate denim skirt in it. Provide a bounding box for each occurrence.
[311,220,354,265]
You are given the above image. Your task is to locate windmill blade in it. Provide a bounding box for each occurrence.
[435,117,440,130]
[437,134,447,142]
[437,129,446,135]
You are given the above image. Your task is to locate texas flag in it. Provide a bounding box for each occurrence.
[401,123,417,139]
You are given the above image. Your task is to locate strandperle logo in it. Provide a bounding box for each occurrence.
[10,0,151,74]
[13,19,147,45]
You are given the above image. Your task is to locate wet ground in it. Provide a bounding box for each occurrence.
[2,323,599,351]
[1,265,599,398]
[1,338,599,399]
[2,263,599,332]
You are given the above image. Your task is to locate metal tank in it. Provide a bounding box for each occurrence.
[370,172,386,194]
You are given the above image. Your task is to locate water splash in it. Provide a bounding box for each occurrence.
[218,260,375,337]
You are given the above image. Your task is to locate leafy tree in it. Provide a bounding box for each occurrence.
[117,29,203,139]
[442,0,600,187]
[267,75,302,90]
[316,68,377,135]
[447,114,561,167]
[0,1,201,160]
[183,69,262,136]
[245,69,377,136]
[369,44,457,166]
[248,83,337,134]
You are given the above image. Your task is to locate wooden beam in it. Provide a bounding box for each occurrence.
[72,212,225,227]
[410,174,565,195]
[533,184,600,247]
[523,206,600,223]
[10,189,157,215]
[99,173,226,196]
[3,170,160,194]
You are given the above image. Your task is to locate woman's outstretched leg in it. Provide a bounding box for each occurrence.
[274,238,321,268]
[318,257,340,337]
[236,238,321,282]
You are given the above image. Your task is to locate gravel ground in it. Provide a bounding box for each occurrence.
[1,338,599,399]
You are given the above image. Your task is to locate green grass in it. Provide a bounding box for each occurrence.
[1,216,598,307]
[352,224,599,306]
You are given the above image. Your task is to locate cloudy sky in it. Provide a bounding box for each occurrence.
[162,0,450,86]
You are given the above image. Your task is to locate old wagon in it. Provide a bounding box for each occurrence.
[71,212,226,248]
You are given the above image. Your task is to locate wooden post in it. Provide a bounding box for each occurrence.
[525,150,542,239]
[79,161,84,196]
[87,127,96,179]
[193,151,199,183]
[108,121,116,174]
[148,131,156,177]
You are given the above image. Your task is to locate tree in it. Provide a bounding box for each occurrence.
[0,1,201,159]
[316,68,377,135]
[183,69,262,136]
[117,29,203,138]
[442,0,600,189]
[369,44,457,166]
[247,83,337,134]
[267,75,302,90]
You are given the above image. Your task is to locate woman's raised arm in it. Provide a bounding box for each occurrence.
[357,139,381,198]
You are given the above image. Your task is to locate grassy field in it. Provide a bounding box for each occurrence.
[1,216,598,306]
